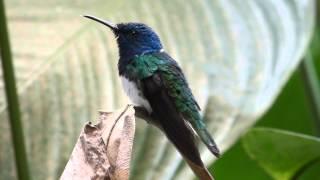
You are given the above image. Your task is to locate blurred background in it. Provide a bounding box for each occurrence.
[0,0,319,179]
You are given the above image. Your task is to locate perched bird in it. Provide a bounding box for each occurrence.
[84,15,220,180]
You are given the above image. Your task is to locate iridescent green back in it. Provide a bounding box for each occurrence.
[126,52,204,128]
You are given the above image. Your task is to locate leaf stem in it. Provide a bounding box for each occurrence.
[291,157,320,180]
[0,0,30,179]
[299,54,320,136]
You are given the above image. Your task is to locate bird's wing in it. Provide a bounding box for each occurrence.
[125,52,214,179]
[127,52,219,157]
[126,52,200,110]
[155,53,220,157]
[142,73,214,180]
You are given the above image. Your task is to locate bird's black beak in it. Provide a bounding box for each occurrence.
[83,15,118,32]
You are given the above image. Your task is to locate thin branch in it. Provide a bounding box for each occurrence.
[0,0,30,179]
[105,105,131,149]
[134,106,161,129]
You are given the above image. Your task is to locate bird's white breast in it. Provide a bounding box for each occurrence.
[120,76,152,113]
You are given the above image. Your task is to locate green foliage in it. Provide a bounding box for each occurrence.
[211,10,320,180]
[211,69,320,179]
[210,64,317,179]
[242,128,320,180]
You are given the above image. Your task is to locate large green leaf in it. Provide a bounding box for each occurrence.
[242,128,320,180]
[211,17,320,180]
[0,0,315,179]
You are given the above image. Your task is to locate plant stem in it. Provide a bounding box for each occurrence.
[0,0,30,179]
[299,54,320,136]
[291,157,320,180]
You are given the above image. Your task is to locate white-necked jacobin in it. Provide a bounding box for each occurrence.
[84,15,220,180]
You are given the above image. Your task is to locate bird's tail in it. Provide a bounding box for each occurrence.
[193,121,220,157]
[158,114,214,180]
[147,94,214,179]
[143,76,214,180]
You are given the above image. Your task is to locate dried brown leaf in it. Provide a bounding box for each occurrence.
[60,105,135,180]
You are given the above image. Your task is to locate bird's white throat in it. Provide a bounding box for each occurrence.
[120,76,152,113]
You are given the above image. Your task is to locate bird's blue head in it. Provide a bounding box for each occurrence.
[84,15,163,61]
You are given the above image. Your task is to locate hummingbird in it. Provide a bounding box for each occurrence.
[84,15,220,180]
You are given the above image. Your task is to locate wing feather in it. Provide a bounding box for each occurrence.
[142,74,214,180]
